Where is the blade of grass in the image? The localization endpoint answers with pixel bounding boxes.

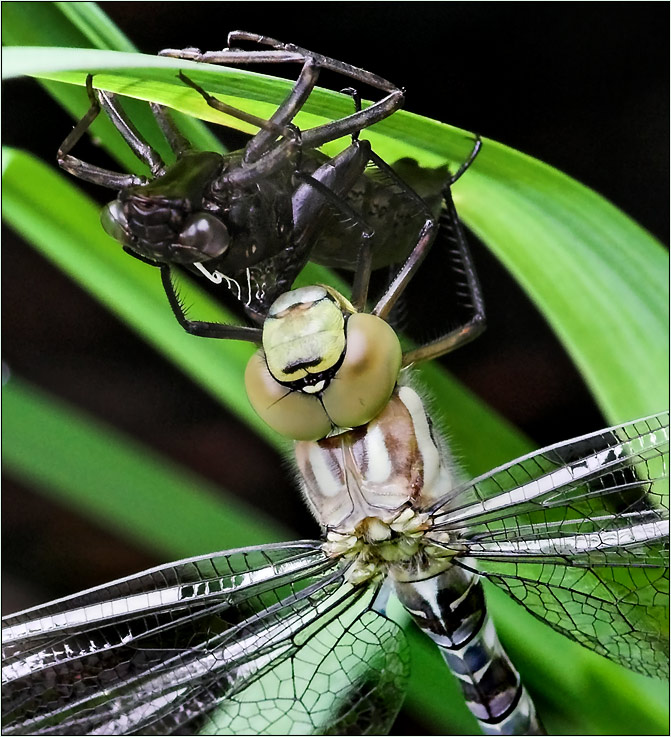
[2,375,285,557]
[4,44,667,422]
[54,1,136,51]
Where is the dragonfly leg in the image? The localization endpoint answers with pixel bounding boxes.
[369,150,438,321]
[400,137,486,366]
[124,251,264,338]
[450,135,482,185]
[57,74,147,189]
[243,57,321,163]
[149,102,192,157]
[122,247,161,267]
[161,32,404,151]
[95,87,166,176]
[176,71,285,136]
[160,267,262,342]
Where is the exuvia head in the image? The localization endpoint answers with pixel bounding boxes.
[245,285,402,441]
[100,151,230,265]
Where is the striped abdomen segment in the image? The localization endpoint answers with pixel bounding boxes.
[394,565,545,735]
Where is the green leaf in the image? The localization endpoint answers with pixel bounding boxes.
[1,1,109,47]
[4,44,667,423]
[54,1,136,52]
[457,146,668,421]
[1,146,275,446]
[2,376,285,557]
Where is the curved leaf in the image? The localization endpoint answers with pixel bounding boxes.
[3,45,667,423]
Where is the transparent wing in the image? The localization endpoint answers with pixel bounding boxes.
[429,412,669,677]
[2,541,408,735]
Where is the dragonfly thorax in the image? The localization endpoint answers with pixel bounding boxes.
[295,385,461,583]
[323,509,455,585]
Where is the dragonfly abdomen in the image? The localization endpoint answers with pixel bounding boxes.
[394,566,545,735]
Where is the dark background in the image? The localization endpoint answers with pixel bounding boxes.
[2,4,669,734]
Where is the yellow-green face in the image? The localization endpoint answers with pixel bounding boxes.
[262,285,346,390]
[245,285,402,441]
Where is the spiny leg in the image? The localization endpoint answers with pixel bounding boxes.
[57,74,147,189]
[369,154,438,322]
[124,250,262,340]
[161,32,404,151]
[400,137,486,367]
[160,267,262,342]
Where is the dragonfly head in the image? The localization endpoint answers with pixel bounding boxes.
[100,151,230,265]
[245,285,402,440]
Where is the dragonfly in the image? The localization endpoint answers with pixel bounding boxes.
[2,278,668,735]
[58,30,464,336]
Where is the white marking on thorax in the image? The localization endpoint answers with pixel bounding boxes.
[365,423,393,483]
[307,443,342,498]
[245,269,252,306]
[221,274,242,301]
[399,386,440,492]
[193,262,224,284]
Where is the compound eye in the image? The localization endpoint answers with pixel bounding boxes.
[178,213,229,259]
[101,200,130,244]
[323,313,402,429]
[245,350,332,441]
